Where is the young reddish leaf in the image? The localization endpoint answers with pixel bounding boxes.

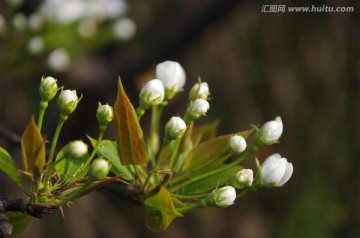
[114,79,147,166]
[191,120,220,145]
[0,147,21,184]
[145,186,183,231]
[184,128,254,171]
[21,116,45,177]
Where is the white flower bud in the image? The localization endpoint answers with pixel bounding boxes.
[96,103,114,126]
[68,140,88,158]
[39,76,58,102]
[139,79,165,109]
[229,135,247,154]
[165,116,186,141]
[186,99,210,121]
[156,61,186,99]
[260,116,283,144]
[189,82,210,100]
[207,186,236,207]
[261,153,293,187]
[233,169,253,189]
[58,89,79,116]
[89,158,110,180]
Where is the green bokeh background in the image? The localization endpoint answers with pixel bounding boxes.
[0,0,359,237]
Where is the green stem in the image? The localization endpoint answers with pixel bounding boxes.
[148,105,164,166]
[171,193,209,200]
[136,107,146,120]
[142,140,169,192]
[177,199,207,213]
[37,101,48,132]
[48,114,68,164]
[169,144,259,192]
[236,188,251,200]
[84,124,107,168]
[171,150,229,186]
[168,139,181,170]
[59,178,93,205]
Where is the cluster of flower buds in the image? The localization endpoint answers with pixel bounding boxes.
[26,62,294,235]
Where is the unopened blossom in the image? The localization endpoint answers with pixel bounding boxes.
[165,116,186,141]
[68,140,88,158]
[186,99,210,121]
[156,61,186,99]
[39,76,58,102]
[207,186,236,207]
[139,79,165,109]
[261,153,293,187]
[58,89,79,116]
[96,103,114,126]
[189,82,210,100]
[228,135,247,154]
[233,169,253,189]
[89,158,110,180]
[260,116,283,144]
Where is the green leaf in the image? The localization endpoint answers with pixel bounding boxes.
[145,186,183,231]
[55,144,89,183]
[184,128,254,172]
[182,165,240,194]
[6,212,31,235]
[21,116,45,178]
[114,79,147,166]
[0,147,21,184]
[88,137,134,180]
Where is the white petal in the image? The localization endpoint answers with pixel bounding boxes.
[276,161,293,186]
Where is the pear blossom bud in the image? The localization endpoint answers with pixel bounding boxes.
[139,79,165,109]
[189,82,210,100]
[261,153,293,187]
[68,140,88,158]
[58,89,79,116]
[228,135,247,154]
[233,169,253,189]
[259,116,283,144]
[156,61,186,99]
[165,116,186,141]
[89,158,110,180]
[186,99,210,121]
[96,103,114,126]
[206,186,236,207]
[39,76,58,102]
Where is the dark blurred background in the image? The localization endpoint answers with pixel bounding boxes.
[0,0,359,237]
